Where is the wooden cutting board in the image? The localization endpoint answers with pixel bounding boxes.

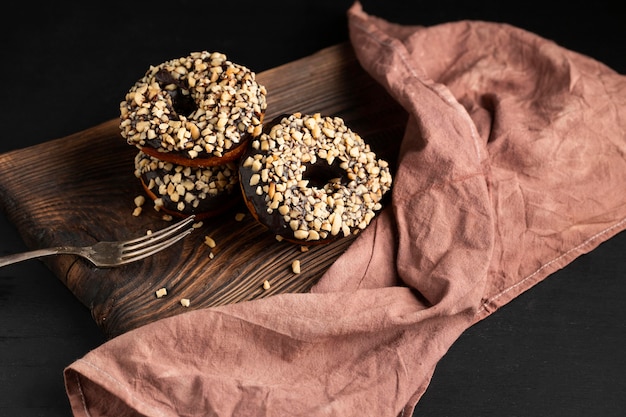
[0,43,407,338]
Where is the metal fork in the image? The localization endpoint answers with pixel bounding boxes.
[0,215,196,268]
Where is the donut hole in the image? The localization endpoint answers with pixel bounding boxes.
[155,68,197,117]
[302,159,347,190]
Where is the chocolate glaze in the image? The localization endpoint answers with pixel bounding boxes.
[154,68,197,117]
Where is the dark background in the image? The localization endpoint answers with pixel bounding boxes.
[1,1,624,416]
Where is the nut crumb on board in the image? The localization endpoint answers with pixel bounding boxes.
[235,212,246,221]
[263,280,271,290]
[155,288,167,298]
[134,195,146,207]
[132,195,146,217]
[291,260,301,274]
[204,236,216,248]
[180,298,190,307]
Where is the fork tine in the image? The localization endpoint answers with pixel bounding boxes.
[122,215,196,248]
[119,215,195,262]
[119,227,194,264]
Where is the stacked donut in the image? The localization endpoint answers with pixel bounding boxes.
[120,51,267,219]
[120,52,393,245]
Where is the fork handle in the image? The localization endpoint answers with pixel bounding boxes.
[0,247,79,268]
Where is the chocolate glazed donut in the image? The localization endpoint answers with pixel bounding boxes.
[134,151,240,220]
[120,51,267,167]
[239,113,393,245]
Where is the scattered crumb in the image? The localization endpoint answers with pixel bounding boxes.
[204,236,216,248]
[146,230,153,236]
[180,298,190,307]
[134,195,146,207]
[235,212,246,222]
[263,280,271,290]
[132,195,145,217]
[275,235,283,242]
[291,260,301,274]
[209,252,215,259]
[192,221,204,229]
[162,214,173,221]
[300,246,309,252]
[155,288,168,298]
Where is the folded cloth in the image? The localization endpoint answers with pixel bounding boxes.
[64,2,626,416]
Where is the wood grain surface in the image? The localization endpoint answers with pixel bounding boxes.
[0,43,407,338]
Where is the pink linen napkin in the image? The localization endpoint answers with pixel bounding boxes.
[64,2,626,416]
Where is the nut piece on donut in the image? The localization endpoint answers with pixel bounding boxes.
[134,151,239,220]
[239,113,393,245]
[120,51,267,167]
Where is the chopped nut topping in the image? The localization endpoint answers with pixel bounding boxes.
[241,113,392,242]
[120,51,267,159]
[134,195,146,207]
[134,151,238,214]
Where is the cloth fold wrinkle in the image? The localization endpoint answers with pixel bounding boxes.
[64,2,626,416]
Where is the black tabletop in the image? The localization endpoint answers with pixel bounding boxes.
[1,1,624,416]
